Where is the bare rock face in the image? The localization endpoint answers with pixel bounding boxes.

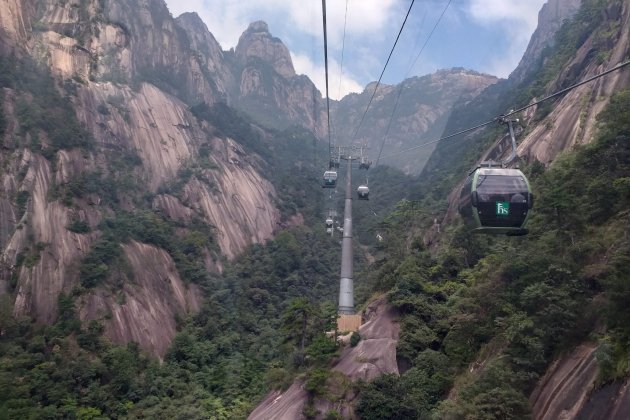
[180,142,279,260]
[333,296,400,382]
[9,154,95,324]
[33,0,220,105]
[229,21,326,138]
[0,0,32,51]
[528,342,630,420]
[236,21,295,79]
[172,16,327,138]
[530,343,599,419]
[517,0,630,165]
[175,12,234,97]
[510,0,583,83]
[248,296,399,420]
[80,241,201,358]
[0,0,284,357]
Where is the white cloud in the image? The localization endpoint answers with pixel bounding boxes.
[291,52,363,100]
[467,0,544,28]
[466,0,547,77]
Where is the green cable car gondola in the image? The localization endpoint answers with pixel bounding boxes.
[458,164,533,235]
[458,117,533,236]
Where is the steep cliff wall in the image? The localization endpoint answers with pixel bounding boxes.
[33,0,219,105]
[0,0,32,50]
[510,0,582,83]
[518,1,630,164]
[175,12,234,97]
[80,240,202,358]
[0,0,282,357]
[230,21,327,137]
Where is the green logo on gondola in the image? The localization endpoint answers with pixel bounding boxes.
[496,202,510,216]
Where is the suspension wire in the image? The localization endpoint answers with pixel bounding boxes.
[378,59,630,161]
[328,0,350,148]
[350,0,416,143]
[322,0,332,155]
[337,0,349,104]
[503,59,630,118]
[374,0,452,167]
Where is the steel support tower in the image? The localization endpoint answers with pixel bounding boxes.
[331,145,369,315]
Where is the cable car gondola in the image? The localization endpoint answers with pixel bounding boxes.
[322,170,337,188]
[325,216,334,229]
[458,164,533,236]
[357,185,369,200]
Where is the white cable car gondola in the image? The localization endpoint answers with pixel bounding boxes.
[357,185,369,200]
[322,170,337,188]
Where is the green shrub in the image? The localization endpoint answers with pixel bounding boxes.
[350,331,361,347]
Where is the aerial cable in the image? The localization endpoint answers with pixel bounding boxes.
[350,0,416,143]
[374,0,452,167]
[336,0,349,104]
[406,0,452,80]
[378,59,630,161]
[503,59,630,118]
[322,0,332,154]
[329,0,350,147]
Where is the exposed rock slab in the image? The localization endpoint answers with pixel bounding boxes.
[12,155,94,324]
[0,0,31,49]
[333,297,400,381]
[577,379,630,420]
[510,0,582,83]
[248,296,399,419]
[518,1,630,165]
[80,240,201,358]
[530,343,598,420]
[248,382,310,420]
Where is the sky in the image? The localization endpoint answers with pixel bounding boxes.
[163,0,547,100]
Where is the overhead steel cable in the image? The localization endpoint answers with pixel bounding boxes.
[378,59,630,161]
[374,0,452,167]
[350,0,416,143]
[329,0,349,148]
[336,0,349,104]
[322,0,332,153]
[503,59,630,118]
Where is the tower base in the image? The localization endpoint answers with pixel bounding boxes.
[337,314,362,333]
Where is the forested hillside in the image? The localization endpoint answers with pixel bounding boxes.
[355,86,630,418]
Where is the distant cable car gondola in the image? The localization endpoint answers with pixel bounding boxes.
[357,185,369,200]
[325,216,334,228]
[458,164,533,236]
[322,170,337,188]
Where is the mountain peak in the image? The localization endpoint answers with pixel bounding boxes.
[235,21,295,78]
[246,20,270,33]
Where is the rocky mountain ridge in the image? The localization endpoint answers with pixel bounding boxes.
[334,68,499,174]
